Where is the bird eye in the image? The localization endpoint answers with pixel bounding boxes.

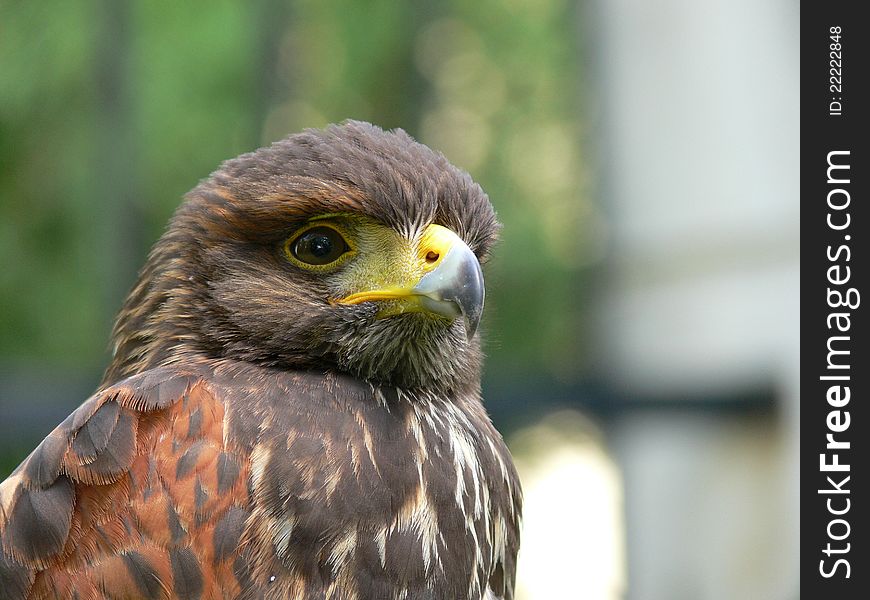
[286,225,351,268]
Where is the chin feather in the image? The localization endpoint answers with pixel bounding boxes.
[332,313,480,391]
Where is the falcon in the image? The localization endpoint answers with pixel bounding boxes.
[0,121,521,600]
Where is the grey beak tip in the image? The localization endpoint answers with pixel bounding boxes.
[413,240,485,340]
[464,314,480,340]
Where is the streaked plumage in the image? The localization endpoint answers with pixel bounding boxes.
[0,121,521,600]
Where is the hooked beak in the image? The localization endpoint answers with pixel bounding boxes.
[336,225,485,339]
[411,237,484,339]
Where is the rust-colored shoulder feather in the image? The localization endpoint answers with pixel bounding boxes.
[2,363,522,600]
[0,368,249,600]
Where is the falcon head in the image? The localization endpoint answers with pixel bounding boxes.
[108,121,500,391]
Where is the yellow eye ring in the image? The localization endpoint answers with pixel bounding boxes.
[283,221,356,271]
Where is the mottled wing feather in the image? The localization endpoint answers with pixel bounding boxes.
[1,365,522,600]
[0,367,249,600]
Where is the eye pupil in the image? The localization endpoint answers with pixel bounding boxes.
[288,226,350,267]
[308,235,332,257]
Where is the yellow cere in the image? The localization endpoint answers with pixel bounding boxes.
[286,216,462,320]
[283,214,465,321]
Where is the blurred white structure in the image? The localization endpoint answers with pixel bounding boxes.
[586,0,799,598]
[512,411,626,600]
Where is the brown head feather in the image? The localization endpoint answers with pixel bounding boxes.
[105,121,499,391]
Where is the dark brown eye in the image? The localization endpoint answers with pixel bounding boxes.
[288,226,350,267]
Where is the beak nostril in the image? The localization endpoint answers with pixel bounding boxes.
[425,251,440,263]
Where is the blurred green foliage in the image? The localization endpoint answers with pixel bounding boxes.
[0,0,598,384]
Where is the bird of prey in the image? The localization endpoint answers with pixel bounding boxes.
[0,121,521,600]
